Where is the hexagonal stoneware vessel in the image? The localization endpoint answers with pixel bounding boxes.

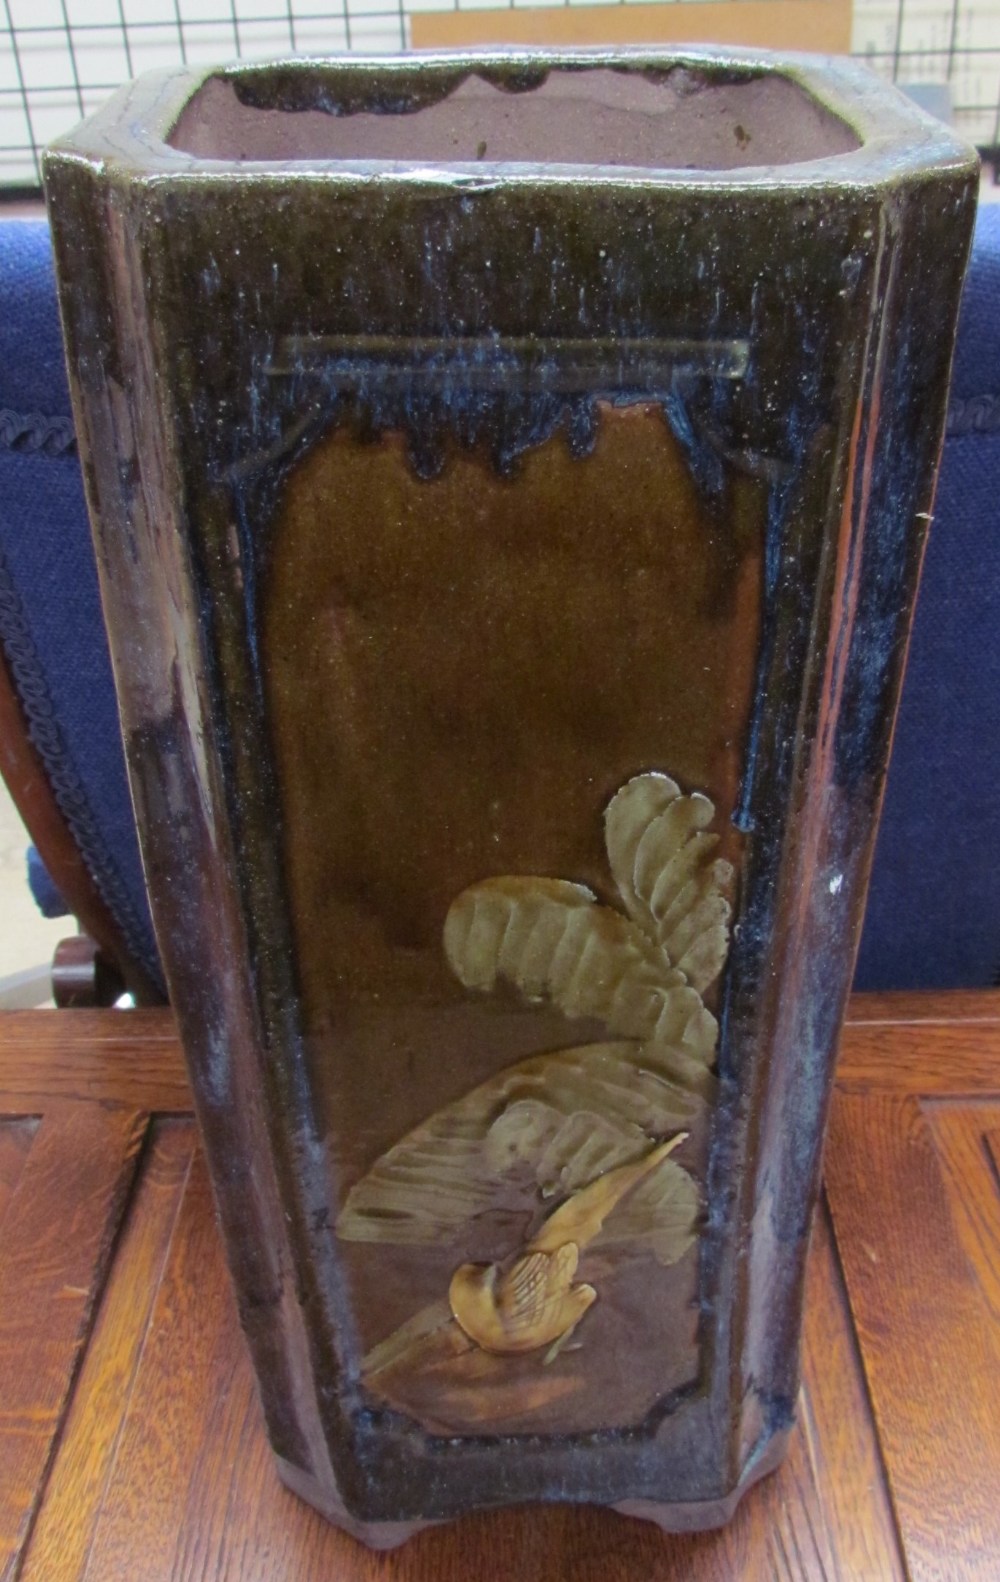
[45,48,976,1547]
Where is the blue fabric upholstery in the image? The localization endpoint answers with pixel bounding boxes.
[855,205,1000,990]
[0,211,997,992]
[27,842,69,919]
[0,218,162,989]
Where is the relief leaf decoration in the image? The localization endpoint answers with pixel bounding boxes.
[443,874,709,1053]
[340,773,736,1405]
[591,1156,700,1266]
[528,1132,689,1255]
[337,1039,708,1249]
[443,774,734,1062]
[604,772,683,929]
[603,774,734,995]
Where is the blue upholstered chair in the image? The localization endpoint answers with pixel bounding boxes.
[854,204,1000,990]
[1,209,998,996]
[0,217,163,1002]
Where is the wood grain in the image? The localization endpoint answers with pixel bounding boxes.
[2,990,997,1120]
[984,1129,1000,1184]
[925,1104,1000,1331]
[69,1154,893,1582]
[0,1103,146,1580]
[796,1199,904,1581]
[836,1021,1000,1096]
[21,1120,196,1582]
[0,1119,37,1230]
[79,1146,259,1582]
[0,996,997,1579]
[825,1092,1000,1581]
[845,990,1000,1025]
[0,1013,188,1111]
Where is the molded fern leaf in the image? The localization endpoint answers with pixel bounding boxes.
[443,875,686,1038]
[604,773,734,994]
[337,1039,707,1249]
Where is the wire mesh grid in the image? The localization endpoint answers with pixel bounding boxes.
[2,0,999,188]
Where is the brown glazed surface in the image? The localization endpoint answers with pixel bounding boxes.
[265,405,759,1013]
[264,404,763,1433]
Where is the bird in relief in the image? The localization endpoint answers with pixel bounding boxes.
[448,1132,689,1357]
[337,771,733,1411]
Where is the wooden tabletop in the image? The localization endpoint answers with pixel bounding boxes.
[0,993,997,1581]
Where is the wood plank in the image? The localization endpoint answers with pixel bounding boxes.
[0,995,992,1050]
[924,1104,1000,1330]
[0,990,994,1113]
[836,1021,1000,1096]
[77,1148,899,1581]
[411,0,850,53]
[0,997,993,1580]
[845,990,1000,1026]
[0,1119,37,1231]
[796,1199,904,1581]
[0,1013,189,1111]
[21,1120,196,1582]
[0,1103,146,1580]
[825,1092,1000,1581]
[79,1146,258,1582]
[986,1130,1000,1183]
[0,1011,177,1050]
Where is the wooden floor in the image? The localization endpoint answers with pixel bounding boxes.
[0,993,998,1581]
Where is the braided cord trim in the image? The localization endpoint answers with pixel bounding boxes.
[0,408,76,456]
[947,394,1000,436]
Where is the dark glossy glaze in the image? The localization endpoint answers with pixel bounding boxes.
[44,47,977,1544]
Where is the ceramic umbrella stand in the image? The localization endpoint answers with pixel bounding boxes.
[44,49,976,1546]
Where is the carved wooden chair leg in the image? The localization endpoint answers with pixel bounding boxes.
[52,934,127,1008]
